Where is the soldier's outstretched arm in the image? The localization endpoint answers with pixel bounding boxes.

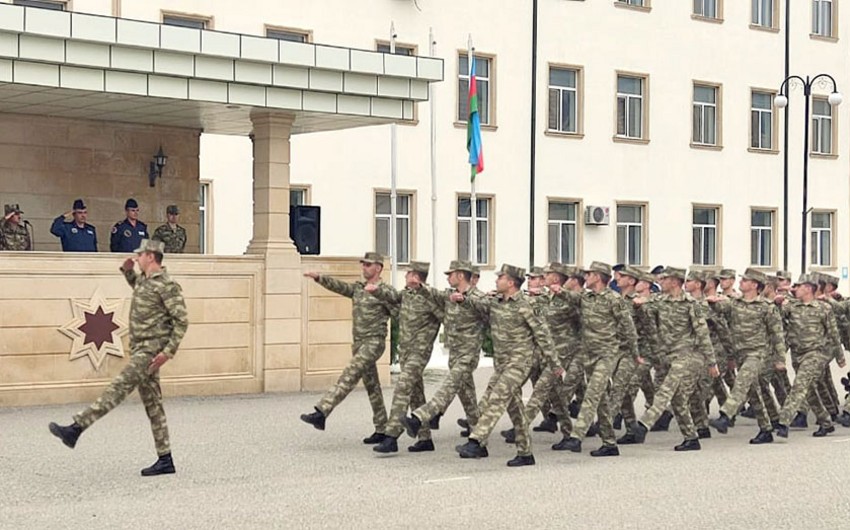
[312,274,356,298]
[367,283,402,306]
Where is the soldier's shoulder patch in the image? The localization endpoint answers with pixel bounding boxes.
[111,225,118,234]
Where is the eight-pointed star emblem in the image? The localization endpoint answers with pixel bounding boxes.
[58,289,128,370]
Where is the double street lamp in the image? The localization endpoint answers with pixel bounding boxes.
[774,75,842,274]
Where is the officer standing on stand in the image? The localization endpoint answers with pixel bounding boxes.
[1,204,32,251]
[111,198,148,253]
[152,205,187,253]
[50,199,98,252]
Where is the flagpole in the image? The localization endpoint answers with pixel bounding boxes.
[468,35,477,269]
[390,22,398,288]
[429,27,438,286]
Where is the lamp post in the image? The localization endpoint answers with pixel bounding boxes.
[774,75,842,274]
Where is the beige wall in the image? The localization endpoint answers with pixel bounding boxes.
[0,113,202,253]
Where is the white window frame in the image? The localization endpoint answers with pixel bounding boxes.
[812,97,834,155]
[548,66,580,135]
[199,180,213,254]
[692,83,719,146]
[750,90,775,150]
[376,41,417,56]
[457,195,493,266]
[457,52,493,126]
[375,191,413,265]
[693,0,721,19]
[616,74,647,140]
[289,185,310,207]
[752,0,775,28]
[692,206,720,266]
[13,0,66,9]
[547,200,579,266]
[162,12,212,29]
[616,203,646,266]
[812,0,834,37]
[266,26,312,43]
[750,208,775,267]
[810,210,834,267]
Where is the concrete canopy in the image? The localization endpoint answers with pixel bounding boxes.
[0,4,443,135]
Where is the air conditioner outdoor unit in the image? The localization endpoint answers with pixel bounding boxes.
[585,205,610,225]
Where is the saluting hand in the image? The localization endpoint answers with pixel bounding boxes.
[121,258,135,272]
[148,353,169,374]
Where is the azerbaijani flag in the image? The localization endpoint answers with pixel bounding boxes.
[467,56,484,181]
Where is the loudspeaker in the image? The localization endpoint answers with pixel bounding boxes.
[290,205,320,255]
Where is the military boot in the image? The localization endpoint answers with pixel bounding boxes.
[812,425,835,437]
[674,439,701,452]
[506,454,535,467]
[837,411,850,428]
[739,405,756,419]
[533,413,558,433]
[48,422,83,449]
[568,400,580,419]
[299,408,326,431]
[696,427,711,439]
[586,422,600,437]
[709,413,731,434]
[428,413,442,430]
[773,423,789,438]
[373,436,398,454]
[630,421,648,444]
[650,410,673,432]
[141,453,176,476]
[457,439,488,459]
[400,415,422,438]
[551,436,581,453]
[408,439,435,452]
[749,430,774,444]
[362,432,387,445]
[501,428,516,444]
[612,413,623,430]
[590,445,619,457]
[790,412,808,429]
[616,432,638,445]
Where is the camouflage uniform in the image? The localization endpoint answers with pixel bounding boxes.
[689,292,733,431]
[778,287,843,429]
[152,224,187,253]
[559,265,638,448]
[412,270,486,427]
[0,220,31,251]
[370,269,444,441]
[74,246,189,456]
[710,290,786,432]
[313,274,395,433]
[465,269,555,457]
[638,281,715,442]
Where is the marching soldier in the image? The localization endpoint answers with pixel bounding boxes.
[50,199,98,252]
[0,203,32,251]
[111,198,149,253]
[300,253,395,444]
[152,205,187,253]
[48,239,189,476]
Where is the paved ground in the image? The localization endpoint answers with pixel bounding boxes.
[2,366,850,529]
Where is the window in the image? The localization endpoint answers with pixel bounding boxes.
[616,204,645,266]
[812,0,834,37]
[750,209,774,266]
[162,14,209,29]
[375,192,411,264]
[267,27,311,43]
[694,0,720,18]
[812,97,834,154]
[376,42,416,56]
[548,201,578,265]
[693,84,718,146]
[458,54,492,125]
[616,74,646,140]
[13,0,66,9]
[457,196,492,265]
[617,0,647,6]
[811,211,833,266]
[289,187,308,207]
[692,207,718,266]
[199,181,212,254]
[548,67,580,134]
[750,91,774,150]
[752,0,775,27]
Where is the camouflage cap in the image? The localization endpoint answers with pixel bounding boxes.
[526,266,546,278]
[444,260,474,275]
[133,238,165,254]
[359,252,384,265]
[775,270,793,281]
[406,261,430,276]
[544,262,570,276]
[166,204,180,215]
[471,264,481,276]
[822,273,840,287]
[794,274,819,287]
[717,268,736,280]
[619,265,642,280]
[638,271,656,284]
[659,267,686,281]
[740,267,768,284]
[497,263,526,283]
[4,203,22,215]
[686,270,705,282]
[583,261,612,277]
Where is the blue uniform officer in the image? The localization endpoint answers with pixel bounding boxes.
[50,199,98,252]
[110,198,148,253]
